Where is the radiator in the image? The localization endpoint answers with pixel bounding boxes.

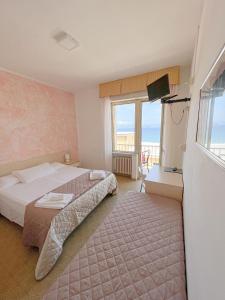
[112,153,138,179]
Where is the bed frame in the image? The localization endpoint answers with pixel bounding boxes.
[0,152,65,176]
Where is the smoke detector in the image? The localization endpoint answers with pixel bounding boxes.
[53,31,79,51]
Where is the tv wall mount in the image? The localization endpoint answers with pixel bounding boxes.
[161,94,191,104]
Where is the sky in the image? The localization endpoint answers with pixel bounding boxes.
[115,94,225,129]
[115,101,161,130]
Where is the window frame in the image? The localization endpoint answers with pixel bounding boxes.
[196,43,225,170]
[111,100,136,153]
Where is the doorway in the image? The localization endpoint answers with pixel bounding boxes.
[112,99,163,169]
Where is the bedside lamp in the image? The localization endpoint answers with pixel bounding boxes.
[64,152,71,164]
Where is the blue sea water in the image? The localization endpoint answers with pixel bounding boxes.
[117,125,225,144]
[117,127,161,143]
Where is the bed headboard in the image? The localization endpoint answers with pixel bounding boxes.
[0,152,65,176]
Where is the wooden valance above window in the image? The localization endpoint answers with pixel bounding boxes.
[99,66,180,98]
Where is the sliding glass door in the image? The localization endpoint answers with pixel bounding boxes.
[141,101,162,168]
[112,99,163,169]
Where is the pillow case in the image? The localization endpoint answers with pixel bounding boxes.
[0,175,20,190]
[51,162,65,170]
[12,163,56,183]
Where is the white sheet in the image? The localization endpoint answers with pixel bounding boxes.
[0,166,89,226]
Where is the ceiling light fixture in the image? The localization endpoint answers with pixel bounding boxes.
[53,31,79,51]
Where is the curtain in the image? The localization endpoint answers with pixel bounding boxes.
[162,85,178,160]
[212,69,225,97]
[103,97,112,171]
[161,84,184,167]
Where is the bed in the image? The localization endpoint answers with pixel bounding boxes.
[43,191,187,300]
[0,164,117,280]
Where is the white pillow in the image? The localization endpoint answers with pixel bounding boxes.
[12,163,56,183]
[51,162,65,170]
[0,175,20,190]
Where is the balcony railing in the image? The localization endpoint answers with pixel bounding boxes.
[141,144,160,167]
[114,143,160,167]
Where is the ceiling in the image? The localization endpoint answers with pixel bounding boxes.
[0,0,203,92]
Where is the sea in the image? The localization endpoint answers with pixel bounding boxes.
[117,127,161,143]
[117,125,225,144]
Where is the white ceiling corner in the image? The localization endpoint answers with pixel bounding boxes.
[0,0,203,92]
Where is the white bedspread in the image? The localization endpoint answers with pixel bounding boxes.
[0,166,88,226]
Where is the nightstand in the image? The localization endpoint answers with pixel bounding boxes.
[64,161,81,167]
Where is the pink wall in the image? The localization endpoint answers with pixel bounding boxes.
[0,71,78,165]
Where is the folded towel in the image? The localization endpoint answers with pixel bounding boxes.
[35,192,74,209]
[90,170,106,180]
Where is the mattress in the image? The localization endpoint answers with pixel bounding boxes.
[43,191,186,300]
[0,166,88,226]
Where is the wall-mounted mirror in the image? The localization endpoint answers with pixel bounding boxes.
[197,45,225,165]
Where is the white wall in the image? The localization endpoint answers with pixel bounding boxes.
[76,87,106,169]
[162,66,190,168]
[183,1,225,299]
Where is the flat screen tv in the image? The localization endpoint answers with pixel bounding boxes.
[147,74,170,102]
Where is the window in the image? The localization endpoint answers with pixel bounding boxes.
[197,45,225,164]
[113,102,135,152]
